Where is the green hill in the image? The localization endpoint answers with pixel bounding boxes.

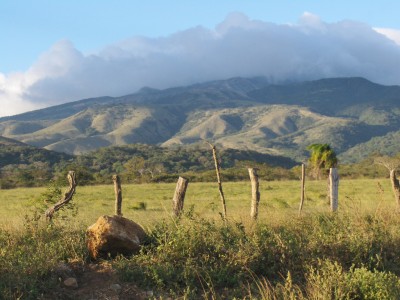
[0,136,72,168]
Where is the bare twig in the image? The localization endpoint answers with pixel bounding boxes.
[375,157,399,170]
[298,163,306,216]
[374,156,400,210]
[205,141,227,220]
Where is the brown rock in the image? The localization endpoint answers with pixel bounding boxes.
[63,277,78,289]
[86,215,147,259]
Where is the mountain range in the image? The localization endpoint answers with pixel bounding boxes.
[1,76,400,163]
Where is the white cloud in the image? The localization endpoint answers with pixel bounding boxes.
[1,12,400,117]
[298,11,326,32]
[374,27,400,46]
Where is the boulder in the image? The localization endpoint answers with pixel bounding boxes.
[86,215,147,259]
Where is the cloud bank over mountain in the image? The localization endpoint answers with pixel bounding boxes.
[1,12,400,117]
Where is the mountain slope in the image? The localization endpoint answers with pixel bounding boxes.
[1,77,399,161]
[163,105,382,160]
[0,136,72,168]
[9,104,185,154]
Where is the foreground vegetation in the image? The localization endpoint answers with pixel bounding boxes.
[114,211,400,299]
[1,179,400,298]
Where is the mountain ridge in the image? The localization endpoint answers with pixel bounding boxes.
[1,76,399,162]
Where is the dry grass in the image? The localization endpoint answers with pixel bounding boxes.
[1,177,400,299]
[0,178,395,230]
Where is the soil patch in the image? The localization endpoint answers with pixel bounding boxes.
[43,261,149,300]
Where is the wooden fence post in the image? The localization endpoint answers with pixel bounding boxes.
[173,176,189,217]
[389,169,400,210]
[248,168,260,220]
[298,163,306,216]
[206,142,227,221]
[45,171,77,220]
[329,168,339,212]
[113,175,122,216]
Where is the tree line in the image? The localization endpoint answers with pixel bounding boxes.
[0,142,393,189]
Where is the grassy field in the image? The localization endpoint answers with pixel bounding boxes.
[1,178,400,299]
[0,178,395,229]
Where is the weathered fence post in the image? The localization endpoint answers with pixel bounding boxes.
[113,175,122,216]
[45,170,77,220]
[329,168,339,212]
[373,157,400,211]
[298,163,306,216]
[248,168,260,220]
[172,176,189,217]
[206,142,227,221]
[389,169,400,210]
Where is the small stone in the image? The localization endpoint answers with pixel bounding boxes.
[146,290,154,297]
[63,277,78,289]
[110,283,122,293]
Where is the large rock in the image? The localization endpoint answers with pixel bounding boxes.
[86,215,147,259]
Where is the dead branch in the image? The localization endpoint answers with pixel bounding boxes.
[298,163,306,216]
[205,141,227,220]
[374,156,400,171]
[45,171,77,220]
[374,156,400,210]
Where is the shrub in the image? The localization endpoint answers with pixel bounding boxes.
[307,259,400,299]
[114,211,400,299]
[0,219,87,299]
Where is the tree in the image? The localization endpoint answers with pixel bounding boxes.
[307,144,338,179]
[123,156,146,182]
[374,155,400,210]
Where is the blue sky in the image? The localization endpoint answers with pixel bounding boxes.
[1,0,400,117]
[2,0,400,73]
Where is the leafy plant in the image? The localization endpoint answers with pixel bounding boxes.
[30,180,78,221]
[307,143,338,179]
[307,259,400,299]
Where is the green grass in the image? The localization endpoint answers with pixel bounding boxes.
[0,178,395,229]
[1,178,399,299]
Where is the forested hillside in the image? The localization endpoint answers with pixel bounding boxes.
[0,140,300,188]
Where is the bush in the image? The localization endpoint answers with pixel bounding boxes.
[113,211,400,299]
[0,219,87,299]
[307,259,400,299]
[114,215,254,298]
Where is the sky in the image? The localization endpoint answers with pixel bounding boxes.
[1,0,400,117]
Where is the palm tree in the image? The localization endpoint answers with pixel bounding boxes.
[307,143,338,179]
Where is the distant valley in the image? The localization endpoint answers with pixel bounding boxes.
[1,76,400,163]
